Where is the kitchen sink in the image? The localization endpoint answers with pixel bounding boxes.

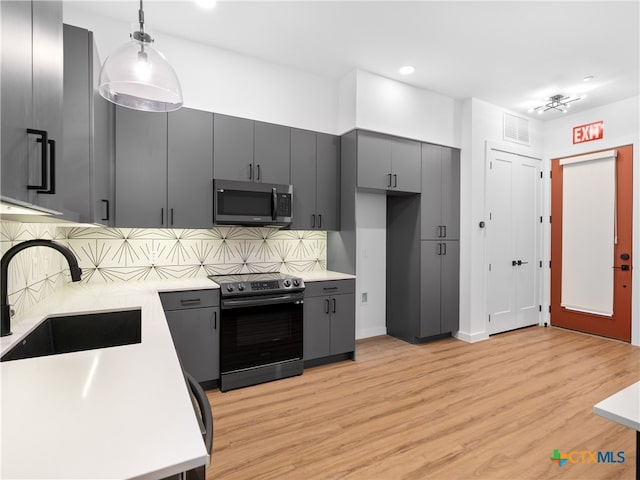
[0,309,141,362]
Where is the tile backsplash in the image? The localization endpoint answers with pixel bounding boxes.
[1,220,327,315]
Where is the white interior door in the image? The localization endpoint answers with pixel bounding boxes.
[486,148,542,335]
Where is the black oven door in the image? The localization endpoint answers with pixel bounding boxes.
[220,292,304,374]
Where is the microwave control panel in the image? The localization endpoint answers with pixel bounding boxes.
[277,194,292,216]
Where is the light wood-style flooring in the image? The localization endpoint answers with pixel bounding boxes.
[205,326,640,479]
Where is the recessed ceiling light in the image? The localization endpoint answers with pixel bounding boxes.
[583,75,594,82]
[194,0,216,9]
[398,65,415,75]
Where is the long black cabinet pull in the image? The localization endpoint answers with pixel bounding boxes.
[170,208,174,226]
[249,163,253,180]
[332,298,336,313]
[442,225,447,238]
[323,286,338,291]
[211,311,217,331]
[38,139,56,194]
[311,214,316,228]
[160,208,164,226]
[387,173,392,188]
[393,174,397,188]
[325,298,330,314]
[101,199,110,221]
[256,164,261,181]
[26,128,48,190]
[437,243,442,255]
[442,243,447,255]
[318,214,322,229]
[180,298,201,306]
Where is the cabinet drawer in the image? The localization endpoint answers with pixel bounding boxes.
[304,280,355,298]
[159,289,220,311]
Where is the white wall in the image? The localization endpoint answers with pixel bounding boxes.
[457,98,544,342]
[542,96,640,346]
[63,4,340,134]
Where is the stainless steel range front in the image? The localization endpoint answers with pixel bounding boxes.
[209,272,305,392]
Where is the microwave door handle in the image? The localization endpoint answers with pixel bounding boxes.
[272,188,277,221]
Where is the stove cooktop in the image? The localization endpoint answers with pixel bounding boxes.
[208,272,305,296]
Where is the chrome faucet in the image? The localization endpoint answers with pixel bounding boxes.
[1,239,82,337]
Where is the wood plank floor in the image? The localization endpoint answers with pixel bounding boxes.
[204,326,640,479]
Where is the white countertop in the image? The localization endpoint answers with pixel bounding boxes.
[593,381,640,431]
[0,271,352,479]
[1,278,216,480]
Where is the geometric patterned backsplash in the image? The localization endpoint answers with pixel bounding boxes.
[0,220,326,316]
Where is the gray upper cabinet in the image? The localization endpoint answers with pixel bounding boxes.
[115,107,214,228]
[115,107,168,227]
[421,144,460,240]
[291,129,340,230]
[213,114,254,182]
[213,114,290,185]
[168,108,213,228]
[63,24,114,225]
[356,130,420,193]
[1,0,63,208]
[254,121,290,184]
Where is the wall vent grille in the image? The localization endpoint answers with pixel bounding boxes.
[503,113,530,145]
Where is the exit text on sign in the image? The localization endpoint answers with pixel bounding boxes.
[573,121,604,144]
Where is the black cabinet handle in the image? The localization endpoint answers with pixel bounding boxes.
[387,173,392,188]
[256,164,261,181]
[160,208,164,226]
[442,225,447,238]
[318,214,322,229]
[437,243,442,255]
[27,128,48,191]
[180,298,201,306]
[311,214,316,228]
[211,311,217,331]
[332,298,336,313]
[249,163,253,180]
[101,199,110,221]
[38,139,56,194]
[325,298,330,314]
[393,174,397,188]
[170,208,174,226]
[323,286,338,291]
[442,243,447,255]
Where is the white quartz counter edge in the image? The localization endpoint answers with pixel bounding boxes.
[1,278,216,480]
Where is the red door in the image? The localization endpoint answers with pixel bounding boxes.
[550,145,633,341]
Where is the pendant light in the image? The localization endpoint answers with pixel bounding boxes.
[98,0,183,112]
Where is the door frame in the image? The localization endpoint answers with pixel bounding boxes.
[483,141,544,334]
[543,135,639,346]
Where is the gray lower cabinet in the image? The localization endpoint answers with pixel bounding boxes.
[115,106,213,228]
[1,0,63,209]
[303,280,355,362]
[421,144,460,240]
[420,240,460,337]
[63,24,114,225]
[290,129,340,230]
[356,130,421,193]
[159,290,220,386]
[213,114,290,185]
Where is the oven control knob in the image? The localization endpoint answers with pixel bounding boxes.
[226,285,234,292]
[283,279,292,288]
[293,279,300,287]
[237,283,245,291]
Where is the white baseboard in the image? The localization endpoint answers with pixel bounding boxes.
[454,330,490,343]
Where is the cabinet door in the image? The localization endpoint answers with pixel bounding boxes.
[316,133,340,230]
[168,108,213,228]
[440,241,460,333]
[421,143,443,240]
[165,307,219,383]
[254,121,290,184]
[357,131,392,190]
[419,240,442,337]
[290,128,317,230]
[330,293,355,355]
[303,296,331,360]
[115,107,168,227]
[1,0,33,203]
[391,137,421,193]
[31,0,63,210]
[213,114,254,182]
[441,148,460,240]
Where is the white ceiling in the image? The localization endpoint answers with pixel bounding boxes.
[68,1,639,120]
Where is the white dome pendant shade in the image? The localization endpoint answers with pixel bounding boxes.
[98,1,183,112]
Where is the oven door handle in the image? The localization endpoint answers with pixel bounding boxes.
[222,293,304,309]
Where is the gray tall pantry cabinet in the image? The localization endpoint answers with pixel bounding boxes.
[114,107,213,228]
[1,0,63,209]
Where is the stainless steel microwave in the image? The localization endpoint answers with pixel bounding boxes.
[213,179,293,227]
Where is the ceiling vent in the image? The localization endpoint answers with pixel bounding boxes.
[503,113,530,145]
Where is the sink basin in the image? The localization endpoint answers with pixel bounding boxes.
[0,309,141,362]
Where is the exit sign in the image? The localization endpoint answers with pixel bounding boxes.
[573,121,604,144]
